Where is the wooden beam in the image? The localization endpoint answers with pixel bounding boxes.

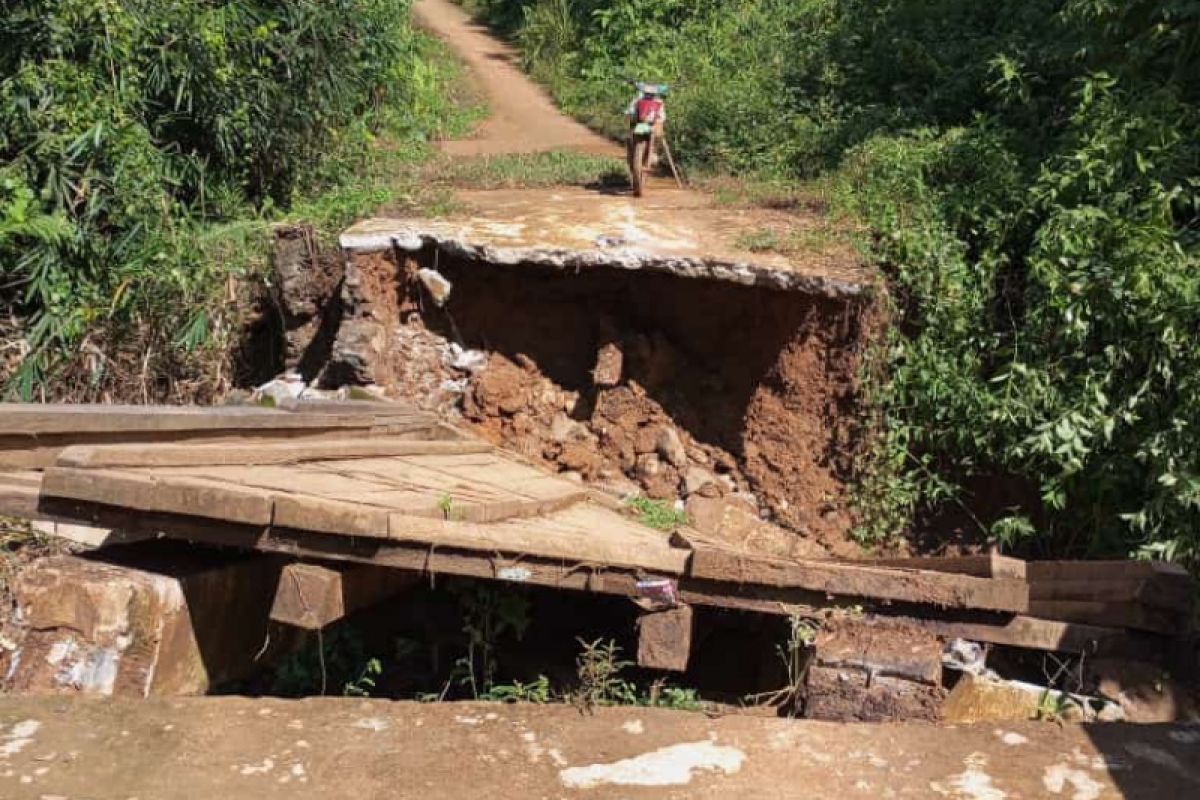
[687,545,1028,613]
[636,605,693,672]
[0,403,388,435]
[270,562,419,629]
[55,439,492,469]
[1027,600,1186,636]
[42,467,275,526]
[865,554,1026,581]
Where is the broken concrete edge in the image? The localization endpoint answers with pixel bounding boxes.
[338,228,872,299]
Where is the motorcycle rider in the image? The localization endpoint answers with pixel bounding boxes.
[626,83,666,170]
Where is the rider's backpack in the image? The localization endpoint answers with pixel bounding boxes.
[635,97,663,124]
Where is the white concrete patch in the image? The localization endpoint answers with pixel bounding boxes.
[622,720,645,735]
[996,731,1028,746]
[454,715,483,726]
[931,753,1007,800]
[353,717,389,732]
[0,720,42,758]
[558,741,745,789]
[238,758,275,776]
[1043,764,1104,800]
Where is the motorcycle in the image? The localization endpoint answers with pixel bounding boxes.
[626,81,669,197]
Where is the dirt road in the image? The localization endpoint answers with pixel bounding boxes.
[413,0,618,157]
[1,697,1197,798]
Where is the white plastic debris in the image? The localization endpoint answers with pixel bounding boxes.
[446,343,488,374]
[253,373,307,405]
[417,268,453,306]
[943,638,996,679]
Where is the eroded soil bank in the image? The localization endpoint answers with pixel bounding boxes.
[313,246,877,556]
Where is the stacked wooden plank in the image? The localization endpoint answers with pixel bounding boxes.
[1027,560,1196,636]
[0,401,448,470]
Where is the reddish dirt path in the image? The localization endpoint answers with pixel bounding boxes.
[413,0,619,157]
[1,697,1197,798]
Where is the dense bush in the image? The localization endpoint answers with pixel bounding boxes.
[0,0,455,398]
[468,0,1200,565]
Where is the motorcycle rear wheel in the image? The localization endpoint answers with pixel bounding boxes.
[629,138,650,197]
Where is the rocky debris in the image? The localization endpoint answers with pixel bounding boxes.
[683,466,720,498]
[272,224,345,377]
[416,268,453,306]
[1086,658,1197,723]
[655,427,688,469]
[592,341,624,387]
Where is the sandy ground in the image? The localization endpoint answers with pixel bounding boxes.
[413,0,618,157]
[0,697,1198,798]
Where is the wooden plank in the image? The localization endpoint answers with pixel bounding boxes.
[891,614,1156,657]
[0,479,39,518]
[272,495,391,538]
[0,403,386,435]
[1027,599,1186,636]
[56,439,492,469]
[636,605,693,672]
[41,467,273,526]
[387,508,690,575]
[866,554,1026,581]
[0,425,439,470]
[270,562,419,629]
[1028,559,1190,582]
[34,496,662,603]
[1030,578,1195,612]
[687,545,1028,613]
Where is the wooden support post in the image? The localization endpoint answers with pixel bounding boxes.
[636,605,693,672]
[270,562,419,630]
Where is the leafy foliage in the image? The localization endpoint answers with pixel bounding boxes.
[471,0,1200,566]
[0,1,465,398]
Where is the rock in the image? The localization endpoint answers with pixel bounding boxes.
[683,466,718,497]
[806,666,944,723]
[1087,658,1196,723]
[655,427,688,468]
[4,544,293,697]
[592,342,624,388]
[636,453,662,479]
[559,443,599,475]
[642,473,679,501]
[596,475,640,499]
[549,413,582,443]
[633,426,659,455]
[559,471,584,484]
[416,268,452,306]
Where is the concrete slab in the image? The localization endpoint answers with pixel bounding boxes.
[341,187,870,297]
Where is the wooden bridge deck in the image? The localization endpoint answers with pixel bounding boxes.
[2,401,1193,657]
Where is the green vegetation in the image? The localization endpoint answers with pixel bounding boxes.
[624,495,689,531]
[0,0,476,400]
[435,150,624,189]
[465,0,1200,568]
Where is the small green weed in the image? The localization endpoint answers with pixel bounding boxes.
[624,496,688,531]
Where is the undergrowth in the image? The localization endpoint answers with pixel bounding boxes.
[0,0,478,402]
[464,0,1200,568]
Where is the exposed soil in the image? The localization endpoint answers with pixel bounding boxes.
[334,248,876,557]
[2,694,1198,799]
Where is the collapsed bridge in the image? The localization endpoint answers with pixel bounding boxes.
[0,191,1194,718]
